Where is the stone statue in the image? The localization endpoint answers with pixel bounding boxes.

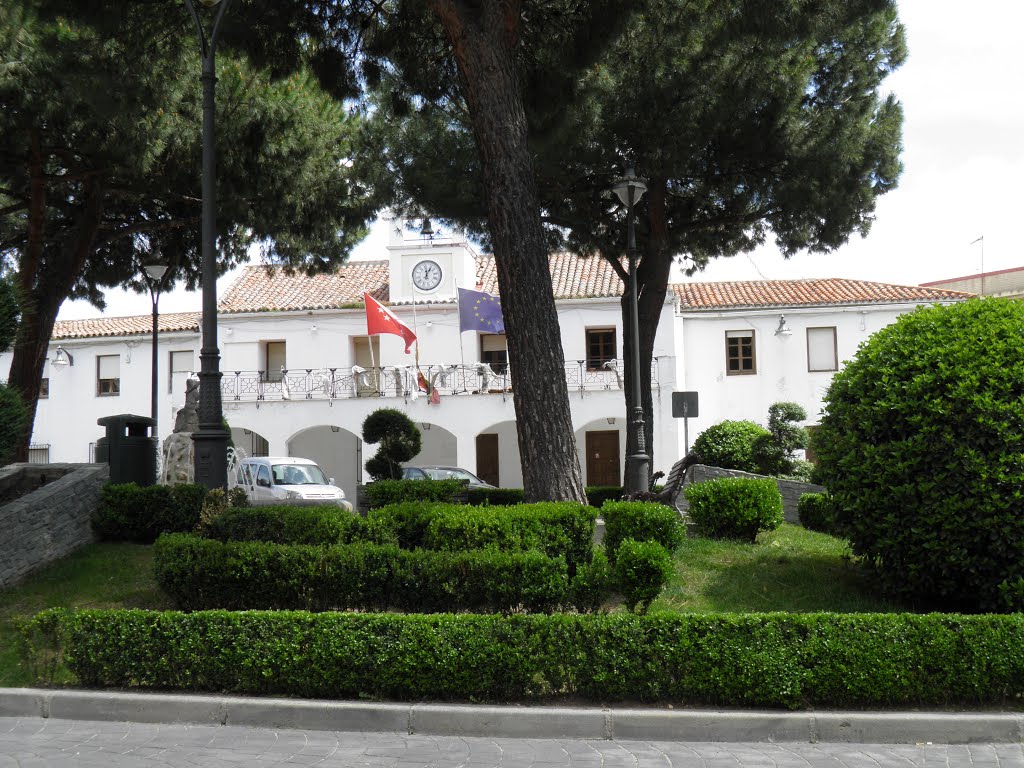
[161,375,200,485]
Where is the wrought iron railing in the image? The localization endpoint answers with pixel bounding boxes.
[218,359,661,404]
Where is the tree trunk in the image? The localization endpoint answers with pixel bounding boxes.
[430,0,586,502]
[8,165,104,462]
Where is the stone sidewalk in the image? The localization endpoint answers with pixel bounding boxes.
[3,716,1024,767]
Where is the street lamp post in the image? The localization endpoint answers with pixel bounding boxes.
[183,0,232,489]
[142,258,169,432]
[611,165,649,494]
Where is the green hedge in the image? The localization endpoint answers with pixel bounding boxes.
[797,492,841,536]
[381,485,624,507]
[601,501,685,563]
[152,533,594,613]
[420,502,596,572]
[21,609,1024,708]
[467,487,525,505]
[364,479,466,507]
[368,501,596,566]
[92,483,207,543]
[204,505,396,546]
[684,477,783,542]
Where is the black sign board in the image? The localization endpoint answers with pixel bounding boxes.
[672,391,699,419]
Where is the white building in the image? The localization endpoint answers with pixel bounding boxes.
[2,229,971,498]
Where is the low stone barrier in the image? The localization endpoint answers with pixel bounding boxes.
[674,464,825,524]
[0,463,109,588]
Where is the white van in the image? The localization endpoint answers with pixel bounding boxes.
[236,456,353,512]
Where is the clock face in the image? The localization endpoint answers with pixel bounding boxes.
[412,259,443,291]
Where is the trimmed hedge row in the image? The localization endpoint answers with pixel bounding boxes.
[419,502,596,572]
[684,477,783,542]
[205,505,396,546]
[92,483,207,543]
[153,533,604,613]
[368,502,596,569]
[366,481,625,508]
[601,501,685,563]
[21,609,1024,708]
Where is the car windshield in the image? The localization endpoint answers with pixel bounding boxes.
[272,464,329,485]
[424,467,482,483]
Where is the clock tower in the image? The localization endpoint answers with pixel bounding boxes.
[385,213,479,304]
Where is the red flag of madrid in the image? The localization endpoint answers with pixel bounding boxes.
[364,293,417,353]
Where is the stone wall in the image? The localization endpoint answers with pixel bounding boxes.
[0,463,109,588]
[674,464,826,524]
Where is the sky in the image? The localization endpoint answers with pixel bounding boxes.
[57,0,1024,321]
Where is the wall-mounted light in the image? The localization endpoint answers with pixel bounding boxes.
[606,417,616,425]
[775,315,793,337]
[330,425,340,433]
[421,422,432,431]
[51,346,74,368]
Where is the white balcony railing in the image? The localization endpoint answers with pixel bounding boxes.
[218,359,661,404]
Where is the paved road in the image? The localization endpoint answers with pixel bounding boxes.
[2,717,1022,767]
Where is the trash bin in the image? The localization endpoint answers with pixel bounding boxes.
[96,414,158,486]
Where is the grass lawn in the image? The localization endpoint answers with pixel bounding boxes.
[0,524,898,686]
[654,523,902,614]
[0,543,172,687]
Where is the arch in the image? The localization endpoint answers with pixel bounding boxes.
[230,426,270,458]
[474,420,521,489]
[413,423,457,468]
[286,425,362,502]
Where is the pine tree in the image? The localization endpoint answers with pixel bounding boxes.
[0,1,379,460]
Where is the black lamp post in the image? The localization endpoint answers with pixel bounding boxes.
[142,257,169,432]
[611,165,649,494]
[183,0,232,489]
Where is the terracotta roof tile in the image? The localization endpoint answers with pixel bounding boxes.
[52,312,201,340]
[53,256,974,340]
[671,278,972,309]
[218,261,390,313]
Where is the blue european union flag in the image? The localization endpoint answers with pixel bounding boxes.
[457,287,505,333]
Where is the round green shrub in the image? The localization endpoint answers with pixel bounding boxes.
[797,492,840,536]
[691,420,769,473]
[600,500,685,563]
[814,299,1024,611]
[613,538,674,613]
[683,477,783,542]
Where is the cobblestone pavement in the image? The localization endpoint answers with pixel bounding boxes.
[2,717,1022,767]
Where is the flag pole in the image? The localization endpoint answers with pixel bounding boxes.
[454,277,468,392]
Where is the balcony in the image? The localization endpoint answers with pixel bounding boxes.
[218,359,662,403]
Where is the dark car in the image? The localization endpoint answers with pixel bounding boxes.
[401,465,496,488]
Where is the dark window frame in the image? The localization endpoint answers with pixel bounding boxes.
[585,327,617,371]
[725,330,756,375]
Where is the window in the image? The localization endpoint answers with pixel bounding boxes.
[39,378,49,398]
[264,341,286,382]
[169,350,194,394]
[725,330,756,375]
[96,354,120,395]
[586,328,616,371]
[807,327,838,372]
[480,333,508,374]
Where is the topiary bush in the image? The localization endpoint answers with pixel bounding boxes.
[684,477,783,542]
[797,492,840,536]
[613,539,674,613]
[691,420,769,473]
[814,299,1024,611]
[362,409,421,481]
[751,401,809,477]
